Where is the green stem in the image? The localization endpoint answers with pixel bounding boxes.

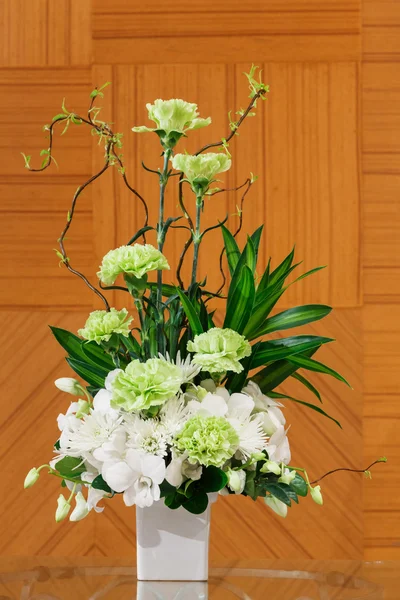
[157,148,172,354]
[135,298,150,358]
[191,195,204,287]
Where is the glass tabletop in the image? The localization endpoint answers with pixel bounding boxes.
[0,558,398,600]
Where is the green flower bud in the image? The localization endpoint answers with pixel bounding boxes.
[310,485,323,506]
[55,494,71,522]
[24,468,40,489]
[260,460,281,475]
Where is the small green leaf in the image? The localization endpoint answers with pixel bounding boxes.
[182,492,209,515]
[92,475,112,493]
[262,483,292,506]
[52,113,67,122]
[54,456,85,479]
[290,473,308,497]
[200,466,228,493]
[126,226,155,245]
[21,153,31,169]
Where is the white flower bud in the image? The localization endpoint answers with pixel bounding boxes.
[55,378,85,396]
[260,460,281,475]
[264,496,288,518]
[310,485,323,505]
[24,467,40,489]
[278,468,296,485]
[55,494,71,522]
[70,492,89,522]
[227,469,246,494]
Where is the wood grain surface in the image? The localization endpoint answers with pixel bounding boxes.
[0,0,397,560]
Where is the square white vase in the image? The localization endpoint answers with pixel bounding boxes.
[136,496,216,581]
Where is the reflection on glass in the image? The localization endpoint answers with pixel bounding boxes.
[0,562,386,600]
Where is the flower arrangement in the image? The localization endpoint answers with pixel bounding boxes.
[23,67,385,523]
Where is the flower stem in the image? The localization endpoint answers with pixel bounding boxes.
[135,298,150,358]
[191,195,203,287]
[157,148,172,354]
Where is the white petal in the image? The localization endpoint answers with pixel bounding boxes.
[140,454,166,484]
[165,456,184,487]
[227,393,254,419]
[105,368,123,391]
[102,460,134,493]
[199,393,228,417]
[123,483,138,507]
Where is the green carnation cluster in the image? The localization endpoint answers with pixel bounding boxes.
[132,99,211,149]
[171,153,231,195]
[97,244,169,286]
[175,415,239,467]
[187,327,251,374]
[78,308,133,343]
[111,358,183,412]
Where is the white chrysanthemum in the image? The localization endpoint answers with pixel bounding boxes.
[159,351,201,383]
[159,395,190,438]
[58,410,125,469]
[231,414,266,460]
[124,414,168,457]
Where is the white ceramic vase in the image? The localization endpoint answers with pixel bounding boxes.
[136,495,217,582]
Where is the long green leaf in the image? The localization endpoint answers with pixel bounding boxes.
[224,265,255,333]
[257,304,332,336]
[221,225,241,276]
[253,348,319,393]
[268,246,295,289]
[251,336,333,369]
[175,289,204,336]
[291,372,322,403]
[81,342,117,371]
[66,358,107,388]
[243,288,284,339]
[256,258,271,296]
[250,225,264,259]
[126,226,154,245]
[287,354,351,387]
[269,391,342,428]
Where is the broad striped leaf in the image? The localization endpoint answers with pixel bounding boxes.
[224,265,255,334]
[251,336,333,369]
[287,354,351,387]
[269,391,341,428]
[268,246,295,289]
[243,288,285,339]
[221,225,241,276]
[253,348,319,392]
[257,304,332,336]
[66,358,107,388]
[176,289,204,336]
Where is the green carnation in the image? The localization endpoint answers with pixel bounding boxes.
[171,153,231,194]
[111,358,183,412]
[174,415,239,467]
[97,244,169,286]
[187,327,251,374]
[132,99,211,149]
[78,308,133,343]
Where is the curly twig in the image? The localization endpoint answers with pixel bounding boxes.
[25,93,149,308]
[310,458,387,485]
[195,88,266,156]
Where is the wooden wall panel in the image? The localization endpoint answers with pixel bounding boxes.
[362,0,400,559]
[0,0,91,67]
